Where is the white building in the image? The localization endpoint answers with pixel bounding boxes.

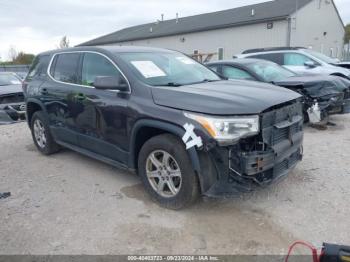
[80,0,345,60]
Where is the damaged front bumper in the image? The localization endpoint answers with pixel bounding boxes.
[0,103,26,124]
[201,102,304,197]
[327,99,350,115]
[327,89,350,115]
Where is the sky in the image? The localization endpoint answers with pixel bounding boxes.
[0,0,349,61]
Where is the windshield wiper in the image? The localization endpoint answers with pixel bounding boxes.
[154,82,183,87]
[188,79,222,85]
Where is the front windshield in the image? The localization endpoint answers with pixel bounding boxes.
[246,60,296,82]
[303,49,339,64]
[0,74,22,86]
[117,52,221,86]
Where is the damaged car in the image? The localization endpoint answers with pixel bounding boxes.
[207,58,350,124]
[237,47,350,80]
[0,72,26,123]
[25,46,304,209]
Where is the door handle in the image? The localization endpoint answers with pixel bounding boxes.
[40,88,48,95]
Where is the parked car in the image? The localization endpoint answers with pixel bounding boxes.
[336,62,350,70]
[0,72,26,123]
[236,47,350,80]
[24,46,304,209]
[207,58,350,123]
[14,72,28,80]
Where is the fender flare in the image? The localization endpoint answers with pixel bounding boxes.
[25,98,48,125]
[129,119,201,175]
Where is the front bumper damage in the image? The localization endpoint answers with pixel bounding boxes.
[327,98,350,115]
[201,101,304,197]
[0,103,26,124]
[327,88,350,115]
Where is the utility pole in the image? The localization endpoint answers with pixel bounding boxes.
[348,40,350,61]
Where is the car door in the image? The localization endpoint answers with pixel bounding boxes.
[41,52,82,146]
[70,52,130,164]
[282,52,321,74]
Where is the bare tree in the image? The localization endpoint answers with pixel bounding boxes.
[58,36,70,49]
[8,46,18,62]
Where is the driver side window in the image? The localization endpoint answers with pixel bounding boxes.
[222,65,255,80]
[283,53,316,66]
[81,53,122,86]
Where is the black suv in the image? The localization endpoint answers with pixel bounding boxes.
[24,46,303,209]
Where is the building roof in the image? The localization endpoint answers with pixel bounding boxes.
[79,0,312,46]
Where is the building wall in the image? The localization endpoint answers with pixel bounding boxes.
[114,20,289,61]
[290,0,345,58]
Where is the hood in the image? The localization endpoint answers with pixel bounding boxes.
[274,75,349,98]
[151,80,301,115]
[0,84,23,96]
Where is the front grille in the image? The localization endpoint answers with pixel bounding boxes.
[261,102,303,146]
[273,149,301,176]
[0,93,24,104]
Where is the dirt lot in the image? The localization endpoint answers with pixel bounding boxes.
[0,115,350,255]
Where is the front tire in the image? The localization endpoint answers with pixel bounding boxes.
[30,111,60,155]
[138,134,199,210]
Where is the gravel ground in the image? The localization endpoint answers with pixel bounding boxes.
[0,115,349,255]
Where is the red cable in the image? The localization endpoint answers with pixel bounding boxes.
[285,241,320,262]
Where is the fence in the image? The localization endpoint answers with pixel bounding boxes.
[0,65,30,73]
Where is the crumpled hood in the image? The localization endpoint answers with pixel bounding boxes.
[274,75,349,98]
[151,80,301,115]
[0,84,23,96]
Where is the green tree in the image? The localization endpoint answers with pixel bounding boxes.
[12,52,35,65]
[0,49,35,65]
[345,24,350,43]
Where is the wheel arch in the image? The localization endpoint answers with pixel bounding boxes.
[330,73,349,80]
[129,119,201,176]
[26,99,47,126]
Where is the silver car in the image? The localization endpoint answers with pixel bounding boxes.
[236,47,350,79]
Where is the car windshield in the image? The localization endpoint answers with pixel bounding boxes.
[117,52,221,86]
[303,49,339,64]
[246,60,296,82]
[0,73,22,86]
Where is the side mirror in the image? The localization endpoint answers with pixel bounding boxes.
[93,76,129,92]
[304,61,317,68]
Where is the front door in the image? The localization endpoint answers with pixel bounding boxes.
[282,52,320,75]
[69,52,130,164]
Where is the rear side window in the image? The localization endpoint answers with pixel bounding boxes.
[249,53,284,65]
[51,53,80,84]
[221,65,255,80]
[81,53,122,86]
[27,55,50,80]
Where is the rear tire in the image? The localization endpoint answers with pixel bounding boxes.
[138,134,199,210]
[30,111,60,155]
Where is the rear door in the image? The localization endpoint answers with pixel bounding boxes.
[43,52,82,145]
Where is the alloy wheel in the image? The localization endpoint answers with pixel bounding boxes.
[145,150,182,198]
[33,119,47,149]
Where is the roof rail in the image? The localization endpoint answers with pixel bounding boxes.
[242,46,306,54]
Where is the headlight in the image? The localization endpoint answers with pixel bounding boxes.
[184,112,259,145]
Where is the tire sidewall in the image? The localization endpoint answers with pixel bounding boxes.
[30,111,57,155]
[138,134,198,209]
